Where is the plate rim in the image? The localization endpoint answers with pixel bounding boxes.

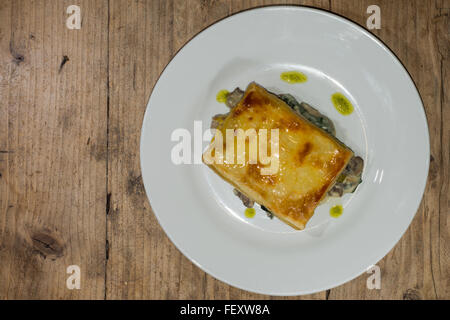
[139,5,430,295]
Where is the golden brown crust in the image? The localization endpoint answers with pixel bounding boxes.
[203,82,354,230]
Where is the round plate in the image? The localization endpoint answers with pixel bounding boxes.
[140,6,429,295]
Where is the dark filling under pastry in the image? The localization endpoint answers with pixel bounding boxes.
[212,87,364,216]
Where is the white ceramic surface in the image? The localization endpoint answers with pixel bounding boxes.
[140,6,429,295]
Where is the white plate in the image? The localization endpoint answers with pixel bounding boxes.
[140,6,429,295]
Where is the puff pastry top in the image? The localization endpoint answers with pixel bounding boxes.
[203,83,353,230]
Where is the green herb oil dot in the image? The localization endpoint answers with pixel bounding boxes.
[280,71,308,84]
[245,207,256,218]
[331,93,354,115]
[330,205,343,218]
[216,89,229,103]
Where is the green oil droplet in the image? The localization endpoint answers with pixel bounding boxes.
[330,205,343,218]
[245,207,256,218]
[280,71,308,84]
[216,89,229,103]
[331,93,354,115]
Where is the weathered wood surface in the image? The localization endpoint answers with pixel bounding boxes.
[0,0,448,299]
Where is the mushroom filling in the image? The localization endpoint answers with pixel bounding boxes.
[211,87,364,213]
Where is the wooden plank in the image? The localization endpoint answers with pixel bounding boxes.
[106,0,331,300]
[328,0,448,299]
[0,0,108,299]
[107,0,449,300]
[434,2,449,300]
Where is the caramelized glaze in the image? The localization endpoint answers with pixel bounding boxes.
[203,83,353,230]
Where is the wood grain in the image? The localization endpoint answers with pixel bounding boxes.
[0,0,109,299]
[329,0,449,299]
[0,0,448,299]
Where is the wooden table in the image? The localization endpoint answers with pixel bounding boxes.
[0,0,448,300]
